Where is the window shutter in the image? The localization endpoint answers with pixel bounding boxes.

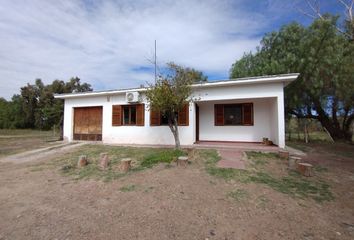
[214,104,224,126]
[112,105,122,126]
[242,103,253,125]
[136,104,145,126]
[178,104,189,126]
[150,110,160,126]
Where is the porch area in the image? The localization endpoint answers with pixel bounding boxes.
[194,96,285,148]
[193,141,279,152]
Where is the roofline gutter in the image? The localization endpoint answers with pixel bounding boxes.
[54,73,299,99]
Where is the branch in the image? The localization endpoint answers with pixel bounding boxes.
[342,106,350,127]
[297,0,353,38]
[289,109,319,119]
[296,7,317,19]
[337,0,350,9]
[307,0,324,19]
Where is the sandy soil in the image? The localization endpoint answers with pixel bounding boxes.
[0,144,353,240]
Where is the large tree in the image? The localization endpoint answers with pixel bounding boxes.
[146,63,205,149]
[230,16,354,141]
[0,77,92,135]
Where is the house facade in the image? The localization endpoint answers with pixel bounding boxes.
[55,73,299,148]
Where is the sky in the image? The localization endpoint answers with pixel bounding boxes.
[0,0,346,99]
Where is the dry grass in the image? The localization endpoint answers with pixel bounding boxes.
[0,129,60,157]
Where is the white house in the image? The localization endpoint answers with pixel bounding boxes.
[55,73,299,148]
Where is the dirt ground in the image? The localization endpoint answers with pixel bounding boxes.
[0,142,354,240]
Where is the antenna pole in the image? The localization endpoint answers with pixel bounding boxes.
[154,40,157,83]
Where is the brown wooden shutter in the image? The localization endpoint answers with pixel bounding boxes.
[112,105,122,126]
[150,110,160,126]
[136,104,145,126]
[178,104,189,126]
[214,104,224,126]
[242,103,253,125]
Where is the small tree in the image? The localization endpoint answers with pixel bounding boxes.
[146,62,202,149]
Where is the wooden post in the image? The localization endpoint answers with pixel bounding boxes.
[298,163,314,177]
[186,148,196,160]
[289,156,301,170]
[99,153,109,170]
[278,150,289,159]
[77,155,88,168]
[120,158,132,173]
[177,156,188,167]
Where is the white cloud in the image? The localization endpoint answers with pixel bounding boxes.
[0,0,273,99]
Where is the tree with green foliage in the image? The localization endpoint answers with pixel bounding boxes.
[0,77,92,138]
[230,15,354,142]
[146,63,205,149]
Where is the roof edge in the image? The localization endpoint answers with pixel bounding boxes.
[54,73,299,99]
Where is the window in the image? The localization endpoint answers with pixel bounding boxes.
[160,113,170,125]
[123,105,136,125]
[160,112,178,125]
[224,104,242,125]
[112,104,144,126]
[215,103,253,126]
[150,104,189,126]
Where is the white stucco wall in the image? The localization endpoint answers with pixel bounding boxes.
[63,94,195,145]
[198,98,275,143]
[62,81,286,147]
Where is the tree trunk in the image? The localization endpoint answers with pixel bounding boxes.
[168,114,181,149]
[304,120,308,143]
[297,118,301,140]
[171,123,180,149]
[59,114,64,141]
[293,98,354,143]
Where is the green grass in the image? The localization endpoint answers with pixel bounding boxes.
[249,171,334,202]
[119,184,137,192]
[286,141,354,159]
[0,129,53,136]
[46,145,187,182]
[246,151,278,166]
[141,149,184,168]
[202,150,334,203]
[286,131,332,142]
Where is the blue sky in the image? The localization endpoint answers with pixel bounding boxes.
[0,0,347,99]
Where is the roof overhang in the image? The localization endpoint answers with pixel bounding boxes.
[54,73,299,99]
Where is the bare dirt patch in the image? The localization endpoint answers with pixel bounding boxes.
[0,143,353,240]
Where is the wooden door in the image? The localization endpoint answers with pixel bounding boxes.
[73,107,102,141]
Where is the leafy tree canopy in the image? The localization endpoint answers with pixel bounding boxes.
[0,77,92,132]
[146,62,202,148]
[230,15,354,141]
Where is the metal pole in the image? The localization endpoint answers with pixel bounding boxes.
[154,40,157,83]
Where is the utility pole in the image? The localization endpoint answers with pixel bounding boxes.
[154,39,157,83]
